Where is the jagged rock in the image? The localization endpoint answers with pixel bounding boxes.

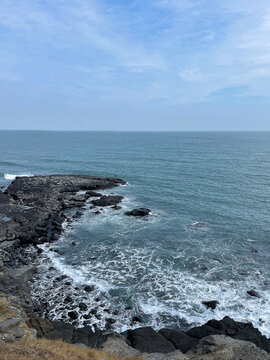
[202,300,219,309]
[1,175,125,246]
[0,318,24,343]
[187,335,270,360]
[27,313,55,339]
[101,334,140,358]
[132,316,142,323]
[143,352,188,360]
[111,205,121,210]
[92,195,124,207]
[247,290,260,298]
[78,302,87,311]
[85,191,102,198]
[125,208,151,217]
[186,316,270,353]
[124,327,176,353]
[64,295,73,303]
[68,311,78,320]
[5,266,35,284]
[159,328,199,353]
[84,285,94,292]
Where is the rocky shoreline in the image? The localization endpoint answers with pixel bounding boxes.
[0,174,270,359]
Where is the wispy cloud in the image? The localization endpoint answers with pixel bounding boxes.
[1,0,270,110]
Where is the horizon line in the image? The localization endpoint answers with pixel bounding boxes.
[0,129,270,133]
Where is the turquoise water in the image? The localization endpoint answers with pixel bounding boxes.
[1,131,270,334]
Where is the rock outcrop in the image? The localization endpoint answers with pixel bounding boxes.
[0,175,125,246]
[125,208,151,217]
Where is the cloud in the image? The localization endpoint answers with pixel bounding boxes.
[178,68,205,82]
[1,0,270,108]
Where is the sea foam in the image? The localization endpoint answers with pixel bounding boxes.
[4,173,33,180]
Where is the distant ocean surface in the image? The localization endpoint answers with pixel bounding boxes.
[1,131,270,335]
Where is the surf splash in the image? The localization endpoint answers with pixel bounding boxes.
[4,173,34,180]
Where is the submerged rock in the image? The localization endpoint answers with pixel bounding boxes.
[125,208,151,217]
[111,204,122,210]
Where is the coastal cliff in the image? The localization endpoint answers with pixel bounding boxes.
[0,175,269,360]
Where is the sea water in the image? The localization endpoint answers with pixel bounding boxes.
[1,131,270,335]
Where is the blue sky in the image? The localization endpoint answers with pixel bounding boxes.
[0,0,270,130]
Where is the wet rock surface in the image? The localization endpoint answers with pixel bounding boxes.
[202,300,219,310]
[0,175,126,247]
[125,208,151,217]
[91,195,124,207]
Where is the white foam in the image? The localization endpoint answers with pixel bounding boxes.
[4,173,33,180]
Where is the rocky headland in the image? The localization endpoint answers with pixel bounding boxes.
[0,174,269,359]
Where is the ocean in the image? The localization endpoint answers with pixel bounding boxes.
[1,130,270,335]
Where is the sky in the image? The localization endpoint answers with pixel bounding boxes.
[0,0,270,131]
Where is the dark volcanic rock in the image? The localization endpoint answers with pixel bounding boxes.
[0,175,125,247]
[84,285,94,292]
[202,300,219,309]
[159,328,199,353]
[125,327,175,354]
[125,208,151,217]
[85,191,102,198]
[247,289,260,298]
[68,311,78,320]
[186,316,270,353]
[132,316,142,323]
[64,295,73,303]
[111,205,122,210]
[79,302,88,311]
[92,195,124,207]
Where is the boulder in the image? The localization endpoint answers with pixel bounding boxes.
[125,208,151,217]
[143,352,188,360]
[84,285,94,293]
[101,334,140,358]
[159,328,199,353]
[186,316,270,353]
[0,318,24,342]
[202,300,219,309]
[125,327,176,353]
[187,335,270,360]
[64,295,73,303]
[68,311,78,320]
[247,290,260,298]
[132,316,142,323]
[92,195,124,207]
[78,302,87,311]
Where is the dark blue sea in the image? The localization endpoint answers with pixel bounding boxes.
[1,131,270,335]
